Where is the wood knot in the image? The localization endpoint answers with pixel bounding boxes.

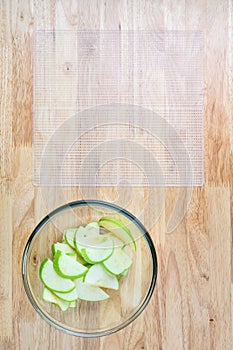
[32,254,38,265]
[201,273,209,281]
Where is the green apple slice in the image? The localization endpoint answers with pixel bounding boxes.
[77,224,100,240]
[74,226,99,254]
[99,217,136,251]
[53,287,78,302]
[85,221,100,235]
[102,247,132,275]
[52,242,76,255]
[66,252,87,265]
[43,287,70,311]
[74,279,109,301]
[53,251,88,279]
[74,228,101,256]
[64,228,77,249]
[85,263,119,290]
[39,258,75,293]
[81,237,114,264]
[75,236,102,254]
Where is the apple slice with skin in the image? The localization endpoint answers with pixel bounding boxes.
[75,278,109,301]
[99,217,136,251]
[85,222,100,235]
[66,252,87,265]
[43,287,70,311]
[102,246,132,275]
[64,228,77,249]
[64,224,99,250]
[52,242,76,255]
[52,242,87,265]
[85,263,119,290]
[39,258,75,293]
[81,237,114,264]
[74,226,99,255]
[53,287,78,302]
[53,251,88,279]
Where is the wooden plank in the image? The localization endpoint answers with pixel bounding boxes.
[207,187,232,349]
[0,0,13,179]
[205,0,231,185]
[227,0,233,151]
[0,182,12,340]
[0,1,13,345]
[144,187,210,350]
[230,154,233,283]
[185,188,210,349]
[11,147,35,350]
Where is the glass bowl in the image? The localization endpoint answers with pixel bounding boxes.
[22,200,157,337]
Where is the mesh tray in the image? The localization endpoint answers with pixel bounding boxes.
[33,30,204,186]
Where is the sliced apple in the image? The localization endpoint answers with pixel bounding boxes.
[99,217,136,251]
[74,225,99,255]
[43,287,70,311]
[64,228,77,249]
[85,221,100,235]
[52,242,76,255]
[85,263,119,290]
[65,252,87,265]
[81,237,114,264]
[53,287,78,302]
[75,278,109,301]
[103,247,132,275]
[39,258,75,293]
[53,251,87,279]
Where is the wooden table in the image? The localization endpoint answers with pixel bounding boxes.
[0,1,232,349]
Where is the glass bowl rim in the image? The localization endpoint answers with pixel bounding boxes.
[22,199,158,338]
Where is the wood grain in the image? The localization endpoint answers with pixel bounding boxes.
[207,187,232,349]
[1,0,233,349]
[0,181,12,340]
[205,0,231,185]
